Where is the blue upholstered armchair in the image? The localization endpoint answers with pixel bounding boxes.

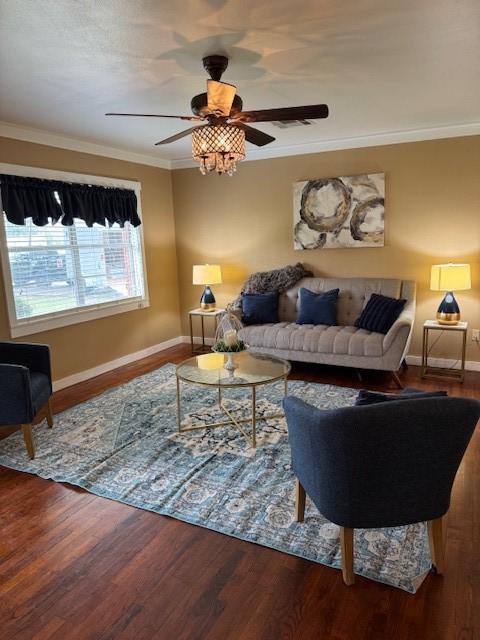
[284,395,480,585]
[0,342,53,459]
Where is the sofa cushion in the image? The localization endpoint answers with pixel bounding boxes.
[355,388,448,406]
[241,292,279,325]
[278,277,404,325]
[297,288,339,326]
[238,322,385,357]
[355,293,406,334]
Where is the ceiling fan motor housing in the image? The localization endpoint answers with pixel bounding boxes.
[190,93,243,117]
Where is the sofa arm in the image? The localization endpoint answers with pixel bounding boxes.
[383,303,415,352]
[0,342,52,387]
[0,363,34,424]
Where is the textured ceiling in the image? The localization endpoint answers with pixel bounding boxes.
[0,0,479,163]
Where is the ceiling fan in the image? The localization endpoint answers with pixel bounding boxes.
[106,55,329,175]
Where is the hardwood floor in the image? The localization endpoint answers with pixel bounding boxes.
[1,344,479,640]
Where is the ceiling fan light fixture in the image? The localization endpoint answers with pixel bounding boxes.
[192,124,245,176]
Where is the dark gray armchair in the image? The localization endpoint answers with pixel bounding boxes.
[284,395,480,585]
[0,341,54,459]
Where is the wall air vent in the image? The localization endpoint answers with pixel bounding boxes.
[271,120,313,129]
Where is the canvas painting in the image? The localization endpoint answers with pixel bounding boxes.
[293,173,385,249]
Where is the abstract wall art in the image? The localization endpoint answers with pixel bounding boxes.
[293,173,385,249]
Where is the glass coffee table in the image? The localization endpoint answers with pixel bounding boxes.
[176,351,291,448]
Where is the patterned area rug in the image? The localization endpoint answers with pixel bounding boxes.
[0,363,431,592]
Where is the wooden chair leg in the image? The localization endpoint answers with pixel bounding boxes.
[295,479,306,522]
[428,517,445,574]
[21,423,35,460]
[46,397,54,428]
[340,527,355,585]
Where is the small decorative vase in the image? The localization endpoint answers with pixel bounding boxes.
[224,353,237,372]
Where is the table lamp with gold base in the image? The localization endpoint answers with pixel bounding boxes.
[193,264,222,311]
[430,263,471,325]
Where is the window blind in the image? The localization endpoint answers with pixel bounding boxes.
[3,215,145,322]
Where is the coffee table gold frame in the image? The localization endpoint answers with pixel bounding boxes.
[176,365,291,448]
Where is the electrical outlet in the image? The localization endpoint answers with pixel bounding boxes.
[472,329,480,342]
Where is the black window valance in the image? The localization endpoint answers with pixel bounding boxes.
[0,174,141,227]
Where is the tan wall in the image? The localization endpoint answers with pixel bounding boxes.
[0,137,181,380]
[172,136,480,363]
[1,135,478,379]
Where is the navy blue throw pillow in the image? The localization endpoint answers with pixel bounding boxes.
[297,288,339,325]
[355,388,448,406]
[241,292,279,325]
[355,293,406,334]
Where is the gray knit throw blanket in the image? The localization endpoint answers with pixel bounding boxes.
[228,263,313,310]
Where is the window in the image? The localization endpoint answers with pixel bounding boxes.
[0,166,149,337]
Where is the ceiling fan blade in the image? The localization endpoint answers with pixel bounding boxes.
[154,127,198,145]
[207,80,237,116]
[106,112,200,121]
[232,104,329,123]
[237,123,275,147]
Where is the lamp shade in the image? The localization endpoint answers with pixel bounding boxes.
[430,263,471,291]
[192,125,245,176]
[192,264,222,285]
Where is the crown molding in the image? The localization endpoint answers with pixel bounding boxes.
[1,119,479,172]
[170,121,480,169]
[0,121,172,169]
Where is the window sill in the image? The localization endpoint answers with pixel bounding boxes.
[9,297,150,338]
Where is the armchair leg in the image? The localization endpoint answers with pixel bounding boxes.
[428,517,445,574]
[21,423,35,460]
[46,397,54,428]
[295,479,306,522]
[340,527,355,585]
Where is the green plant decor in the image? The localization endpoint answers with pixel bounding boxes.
[213,339,247,353]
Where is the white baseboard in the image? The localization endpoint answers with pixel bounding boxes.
[183,343,480,372]
[52,336,183,391]
[406,354,480,372]
[180,335,215,347]
[183,339,480,371]
[52,338,479,392]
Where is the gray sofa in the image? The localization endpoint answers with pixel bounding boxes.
[236,277,416,380]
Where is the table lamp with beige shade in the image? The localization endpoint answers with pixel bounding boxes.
[430,263,471,325]
[193,264,222,311]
